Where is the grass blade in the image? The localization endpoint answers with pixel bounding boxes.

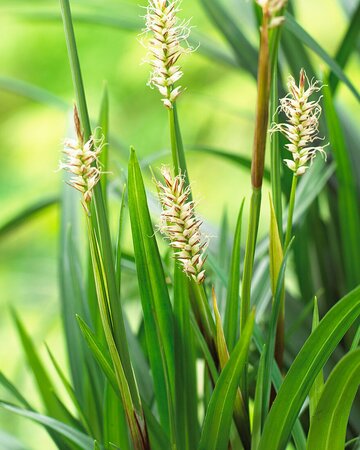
[329,2,360,94]
[258,285,360,450]
[251,346,266,450]
[323,82,360,290]
[128,148,175,435]
[103,382,131,450]
[198,310,255,450]
[284,12,360,102]
[11,311,70,423]
[308,298,324,421]
[224,199,245,352]
[307,349,360,450]
[262,236,291,420]
[199,0,257,77]
[0,403,94,450]
[174,268,199,450]
[0,196,58,240]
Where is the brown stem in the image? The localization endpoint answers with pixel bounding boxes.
[251,12,271,189]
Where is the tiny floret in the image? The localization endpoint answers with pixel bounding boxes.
[141,0,193,109]
[270,69,327,176]
[155,167,208,284]
[59,106,104,214]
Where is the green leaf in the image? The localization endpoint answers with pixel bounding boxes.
[224,199,245,352]
[174,268,199,450]
[0,76,67,110]
[198,310,255,450]
[190,146,271,183]
[77,316,118,395]
[251,346,266,450]
[11,311,69,423]
[97,83,109,204]
[262,236,292,420]
[269,196,283,296]
[85,224,147,449]
[284,12,360,102]
[0,403,95,450]
[258,284,360,450]
[252,327,307,450]
[307,349,360,450]
[103,382,131,450]
[14,6,239,69]
[115,185,127,299]
[329,2,360,94]
[0,196,58,240]
[128,148,175,433]
[323,82,360,290]
[0,372,32,409]
[199,0,258,77]
[270,68,283,235]
[46,346,93,436]
[308,298,324,421]
[142,402,172,450]
[213,289,251,449]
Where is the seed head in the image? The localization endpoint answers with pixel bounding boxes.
[142,0,192,109]
[155,167,208,284]
[270,69,327,176]
[256,0,287,27]
[60,107,104,214]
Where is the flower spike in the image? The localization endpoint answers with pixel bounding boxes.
[270,69,327,176]
[59,106,105,214]
[155,166,208,284]
[141,0,193,109]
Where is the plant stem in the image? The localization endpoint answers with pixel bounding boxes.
[284,175,298,250]
[168,104,190,186]
[240,188,262,332]
[274,175,297,372]
[270,68,283,237]
[60,1,147,446]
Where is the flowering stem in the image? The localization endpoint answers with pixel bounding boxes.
[284,175,298,251]
[241,188,262,332]
[240,8,271,405]
[168,105,190,188]
[270,69,283,237]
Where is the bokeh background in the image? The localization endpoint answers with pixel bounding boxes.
[0,0,359,448]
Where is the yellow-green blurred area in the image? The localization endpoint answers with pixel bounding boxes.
[0,0,359,448]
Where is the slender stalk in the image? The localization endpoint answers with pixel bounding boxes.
[240,9,271,333]
[240,189,262,332]
[168,104,190,189]
[270,69,283,237]
[274,175,297,371]
[59,1,147,447]
[284,175,298,251]
[240,8,271,406]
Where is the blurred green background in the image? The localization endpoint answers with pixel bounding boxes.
[0,0,359,448]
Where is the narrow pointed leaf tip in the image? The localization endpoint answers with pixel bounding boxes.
[155,166,208,284]
[141,0,193,108]
[59,106,106,214]
[270,69,327,176]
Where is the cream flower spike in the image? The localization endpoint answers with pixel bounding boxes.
[60,106,105,215]
[155,166,208,284]
[142,0,193,109]
[256,0,287,28]
[270,69,327,176]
